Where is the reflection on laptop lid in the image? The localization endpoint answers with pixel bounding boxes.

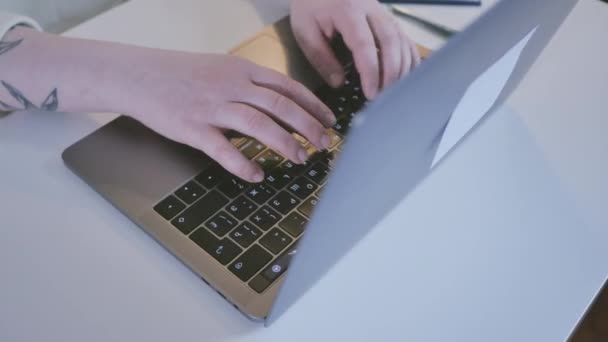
[267,0,579,325]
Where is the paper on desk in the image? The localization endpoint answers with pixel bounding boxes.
[431,26,538,167]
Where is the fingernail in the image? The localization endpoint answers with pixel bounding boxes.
[329,73,343,88]
[366,86,377,100]
[326,114,337,127]
[252,170,264,183]
[297,148,308,164]
[321,134,331,150]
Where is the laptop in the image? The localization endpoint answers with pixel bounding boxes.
[62,0,578,325]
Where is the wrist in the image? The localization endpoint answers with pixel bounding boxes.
[2,27,139,115]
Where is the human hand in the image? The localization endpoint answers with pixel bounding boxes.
[290,0,421,99]
[122,51,335,183]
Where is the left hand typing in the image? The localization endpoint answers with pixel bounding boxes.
[290,0,421,99]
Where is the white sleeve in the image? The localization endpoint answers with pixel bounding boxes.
[0,10,42,40]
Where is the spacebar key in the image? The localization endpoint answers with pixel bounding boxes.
[171,190,228,234]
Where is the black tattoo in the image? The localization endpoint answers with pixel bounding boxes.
[2,81,35,109]
[0,37,60,112]
[0,99,18,111]
[41,89,59,111]
[0,81,60,112]
[0,38,22,56]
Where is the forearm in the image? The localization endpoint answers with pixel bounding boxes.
[0,26,133,114]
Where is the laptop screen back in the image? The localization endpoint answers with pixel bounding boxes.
[267,0,579,325]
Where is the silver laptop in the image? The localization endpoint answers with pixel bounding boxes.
[62,0,578,325]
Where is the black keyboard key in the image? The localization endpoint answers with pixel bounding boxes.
[240,139,266,159]
[229,222,263,248]
[297,196,319,218]
[245,183,275,204]
[205,211,237,237]
[265,169,294,190]
[315,84,336,106]
[226,196,257,220]
[171,190,228,234]
[346,66,360,83]
[269,192,300,215]
[249,206,281,231]
[249,274,272,294]
[280,160,307,177]
[195,164,225,189]
[154,195,186,220]
[255,150,284,169]
[261,244,298,282]
[174,180,206,204]
[190,228,242,265]
[313,150,339,169]
[352,84,363,97]
[305,163,330,185]
[333,118,350,135]
[279,212,308,237]
[218,177,250,198]
[350,94,365,110]
[344,110,357,124]
[328,95,350,118]
[259,228,293,254]
[229,244,273,281]
[287,177,318,199]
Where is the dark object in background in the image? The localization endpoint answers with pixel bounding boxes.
[569,281,608,342]
[381,0,481,6]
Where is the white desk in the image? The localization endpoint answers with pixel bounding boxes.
[1,1,606,341]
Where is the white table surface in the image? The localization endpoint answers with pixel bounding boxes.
[1,1,607,341]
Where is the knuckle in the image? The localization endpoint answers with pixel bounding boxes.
[245,109,266,132]
[269,92,288,114]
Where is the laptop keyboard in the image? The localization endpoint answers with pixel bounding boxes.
[153,63,366,294]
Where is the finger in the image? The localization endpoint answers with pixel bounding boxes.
[368,11,402,90]
[409,34,422,67]
[250,67,336,127]
[188,126,264,183]
[397,28,413,77]
[235,86,330,151]
[211,102,311,164]
[291,17,345,88]
[334,12,380,99]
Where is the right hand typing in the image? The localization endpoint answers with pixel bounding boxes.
[122,52,335,183]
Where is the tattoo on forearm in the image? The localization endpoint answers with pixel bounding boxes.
[0,37,60,112]
[0,81,59,111]
[0,38,22,56]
